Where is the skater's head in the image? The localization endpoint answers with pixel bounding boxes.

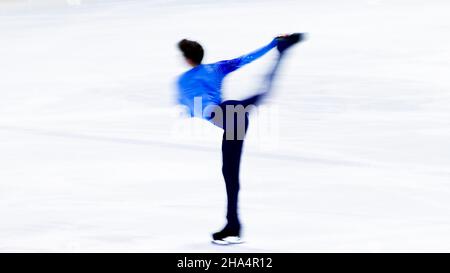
[178,39,204,67]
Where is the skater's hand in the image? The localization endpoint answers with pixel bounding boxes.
[275,34,290,39]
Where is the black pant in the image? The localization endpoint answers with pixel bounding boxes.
[212,54,284,231]
[212,94,263,230]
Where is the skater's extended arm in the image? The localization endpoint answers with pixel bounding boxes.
[216,38,278,75]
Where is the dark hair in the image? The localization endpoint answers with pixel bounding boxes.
[178,39,204,64]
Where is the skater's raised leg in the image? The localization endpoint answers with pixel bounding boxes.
[239,47,287,108]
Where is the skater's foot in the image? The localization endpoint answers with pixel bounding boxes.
[212,236,244,245]
[211,224,243,245]
[276,33,304,53]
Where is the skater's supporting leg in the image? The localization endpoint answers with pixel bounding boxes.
[212,102,249,240]
[222,135,244,229]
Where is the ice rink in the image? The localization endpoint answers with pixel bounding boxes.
[1,0,450,252]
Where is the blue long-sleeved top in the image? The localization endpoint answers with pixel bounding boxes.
[176,38,278,119]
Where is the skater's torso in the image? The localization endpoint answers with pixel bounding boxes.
[177,63,226,119]
[176,38,278,120]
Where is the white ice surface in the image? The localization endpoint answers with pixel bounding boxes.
[1,0,450,252]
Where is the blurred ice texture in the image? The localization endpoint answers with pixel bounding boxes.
[0,0,450,252]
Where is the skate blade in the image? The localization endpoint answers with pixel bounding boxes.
[212,236,244,245]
